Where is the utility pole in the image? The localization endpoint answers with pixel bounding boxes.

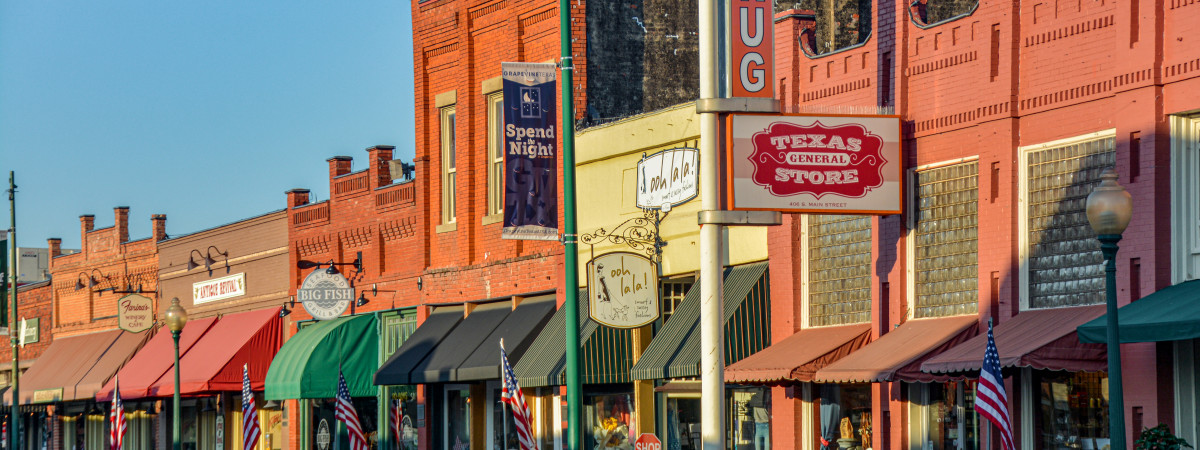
[7,172,18,450]
[558,3,583,447]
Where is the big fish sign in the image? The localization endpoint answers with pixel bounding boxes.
[727,114,902,214]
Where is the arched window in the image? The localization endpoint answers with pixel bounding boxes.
[908,0,977,28]
[791,0,872,57]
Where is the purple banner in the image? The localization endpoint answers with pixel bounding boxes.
[501,62,559,241]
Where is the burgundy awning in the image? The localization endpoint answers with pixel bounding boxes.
[96,317,218,402]
[150,307,282,395]
[921,305,1107,374]
[725,324,872,384]
[813,315,978,383]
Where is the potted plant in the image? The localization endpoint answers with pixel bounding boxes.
[1135,424,1193,450]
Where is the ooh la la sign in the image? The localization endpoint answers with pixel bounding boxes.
[297,269,354,320]
[117,294,155,333]
[587,252,659,329]
[636,148,698,212]
[728,114,903,214]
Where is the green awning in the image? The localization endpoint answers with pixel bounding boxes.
[631,261,770,380]
[265,314,378,400]
[513,290,634,387]
[1077,279,1200,343]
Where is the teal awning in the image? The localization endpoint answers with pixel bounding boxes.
[1077,279,1200,343]
[513,290,634,387]
[631,261,770,380]
[265,314,378,400]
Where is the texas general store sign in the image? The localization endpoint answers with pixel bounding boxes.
[727,114,902,214]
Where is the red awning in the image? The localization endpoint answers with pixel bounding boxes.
[725,324,872,384]
[96,317,218,402]
[11,329,148,404]
[813,315,979,383]
[921,305,1107,374]
[150,307,282,396]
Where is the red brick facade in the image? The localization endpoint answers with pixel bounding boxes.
[0,281,53,381]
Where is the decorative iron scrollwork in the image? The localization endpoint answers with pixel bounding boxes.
[580,208,666,262]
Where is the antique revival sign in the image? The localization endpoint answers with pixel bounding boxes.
[193,273,246,305]
[727,113,902,214]
[297,269,353,320]
[117,294,155,333]
[587,252,659,329]
[636,148,699,211]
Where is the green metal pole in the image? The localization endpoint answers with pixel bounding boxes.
[173,331,182,450]
[8,172,19,450]
[558,5,582,450]
[1099,234,1126,450]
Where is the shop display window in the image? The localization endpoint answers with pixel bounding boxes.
[387,386,419,450]
[311,397,379,450]
[1033,371,1109,450]
[728,387,771,450]
[815,383,872,450]
[665,397,699,450]
[445,386,472,450]
[492,387,524,450]
[585,393,635,450]
[909,381,979,450]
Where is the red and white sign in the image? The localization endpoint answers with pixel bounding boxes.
[193,272,246,305]
[730,0,773,98]
[117,294,155,333]
[727,113,903,214]
[635,434,661,450]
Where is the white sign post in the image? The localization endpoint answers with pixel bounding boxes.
[587,252,659,329]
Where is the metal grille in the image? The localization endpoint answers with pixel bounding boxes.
[808,215,872,326]
[914,162,979,318]
[1027,137,1115,308]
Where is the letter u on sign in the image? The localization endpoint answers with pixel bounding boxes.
[730,0,773,98]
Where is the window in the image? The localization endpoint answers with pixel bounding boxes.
[1172,115,1200,283]
[488,93,505,217]
[445,385,471,450]
[441,106,457,224]
[913,161,979,318]
[381,310,419,450]
[1021,134,1115,309]
[584,392,635,450]
[908,381,980,450]
[813,383,873,450]
[661,276,695,323]
[807,215,872,327]
[1032,371,1110,450]
[728,387,771,450]
[909,0,978,28]
[797,0,872,57]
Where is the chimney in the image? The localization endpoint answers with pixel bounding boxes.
[47,238,62,258]
[151,214,168,241]
[80,214,95,253]
[114,206,130,243]
[328,156,353,179]
[367,145,396,188]
[286,189,311,208]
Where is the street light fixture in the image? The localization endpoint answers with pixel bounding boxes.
[165,298,189,450]
[1085,167,1133,450]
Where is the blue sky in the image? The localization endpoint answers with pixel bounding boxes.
[1,1,415,248]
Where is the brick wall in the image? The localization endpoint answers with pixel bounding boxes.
[0,281,53,373]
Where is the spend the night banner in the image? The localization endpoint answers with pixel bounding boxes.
[501,62,559,241]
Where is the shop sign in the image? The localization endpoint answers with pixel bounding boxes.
[727,113,903,214]
[316,419,331,450]
[587,252,659,329]
[501,62,560,241]
[117,294,155,333]
[19,317,38,346]
[636,148,699,211]
[297,269,353,321]
[635,434,662,450]
[730,0,773,98]
[31,388,62,404]
[193,273,246,305]
[215,416,225,450]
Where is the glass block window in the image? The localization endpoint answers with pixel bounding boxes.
[808,215,872,327]
[660,276,695,323]
[1026,137,1115,308]
[914,162,979,318]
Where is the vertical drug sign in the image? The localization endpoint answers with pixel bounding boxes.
[730,0,774,98]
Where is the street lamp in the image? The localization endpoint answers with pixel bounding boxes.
[1086,167,1133,450]
[165,298,189,450]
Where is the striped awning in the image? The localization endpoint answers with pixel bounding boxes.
[631,261,770,380]
[513,290,634,387]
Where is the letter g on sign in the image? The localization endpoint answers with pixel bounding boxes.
[731,0,773,98]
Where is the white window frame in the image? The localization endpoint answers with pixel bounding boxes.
[1174,339,1200,447]
[441,106,457,225]
[1171,114,1200,283]
[1016,129,1116,311]
[487,92,505,219]
[905,157,980,321]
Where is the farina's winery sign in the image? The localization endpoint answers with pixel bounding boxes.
[297,269,354,320]
[117,294,155,333]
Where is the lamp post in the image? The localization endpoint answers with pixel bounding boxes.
[164,298,189,450]
[1086,167,1133,450]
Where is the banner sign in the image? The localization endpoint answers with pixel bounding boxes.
[297,269,353,320]
[501,62,560,241]
[587,252,659,329]
[193,273,246,305]
[730,0,774,98]
[20,317,38,346]
[117,294,155,333]
[636,148,699,211]
[728,113,902,214]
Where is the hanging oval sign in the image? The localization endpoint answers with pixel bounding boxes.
[587,252,659,329]
[117,294,155,333]
[636,148,699,212]
[297,269,353,320]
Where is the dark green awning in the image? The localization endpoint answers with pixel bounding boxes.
[455,295,557,381]
[374,306,464,386]
[514,290,634,387]
[408,302,511,383]
[265,314,378,400]
[631,261,770,380]
[1077,279,1200,343]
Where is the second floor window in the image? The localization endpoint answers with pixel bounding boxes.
[913,161,978,318]
[808,214,872,327]
[796,0,872,57]
[488,93,505,217]
[441,106,457,224]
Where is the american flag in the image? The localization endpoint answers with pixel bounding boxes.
[109,376,127,450]
[336,372,368,450]
[975,321,1015,450]
[500,340,536,450]
[389,399,402,450]
[242,365,262,450]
